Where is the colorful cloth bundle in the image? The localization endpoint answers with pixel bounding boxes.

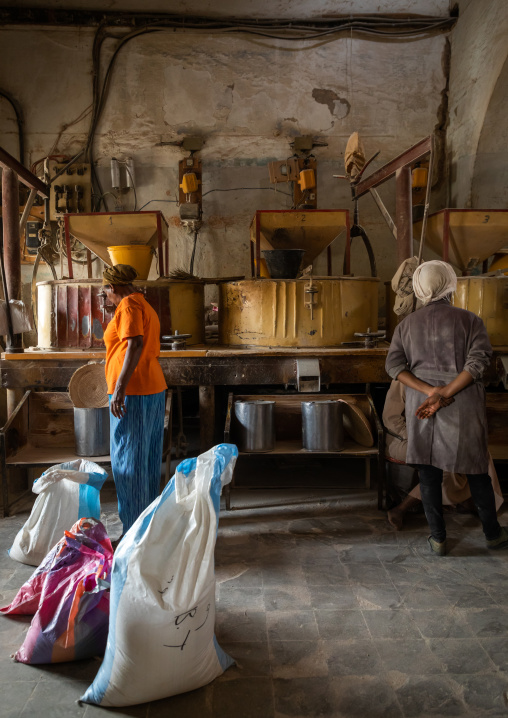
[1,518,113,664]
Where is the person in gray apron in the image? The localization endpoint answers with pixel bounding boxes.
[385,260,508,556]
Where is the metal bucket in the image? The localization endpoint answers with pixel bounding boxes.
[262,249,305,279]
[74,407,110,456]
[234,400,275,452]
[301,400,344,452]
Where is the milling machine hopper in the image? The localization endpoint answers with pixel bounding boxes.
[65,211,169,266]
[413,209,508,272]
[250,210,349,276]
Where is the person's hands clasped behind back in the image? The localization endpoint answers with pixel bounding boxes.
[416,392,454,419]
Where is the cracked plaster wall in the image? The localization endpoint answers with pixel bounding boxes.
[0,23,449,324]
[447,0,508,209]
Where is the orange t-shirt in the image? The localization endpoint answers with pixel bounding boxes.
[104,293,167,396]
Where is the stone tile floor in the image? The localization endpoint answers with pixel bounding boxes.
[1,484,508,717]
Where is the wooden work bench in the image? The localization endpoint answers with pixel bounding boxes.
[2,344,507,449]
[1,345,507,515]
[2,343,506,414]
[1,345,393,446]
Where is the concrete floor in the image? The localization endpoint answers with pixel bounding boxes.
[1,481,508,717]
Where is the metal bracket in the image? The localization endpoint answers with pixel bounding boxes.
[304,278,319,320]
[296,358,321,393]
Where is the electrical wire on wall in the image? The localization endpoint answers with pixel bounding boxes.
[80,13,456,209]
[0,88,24,165]
[138,199,178,211]
[189,229,199,275]
[202,187,292,198]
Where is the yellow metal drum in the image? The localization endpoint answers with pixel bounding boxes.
[163,280,205,344]
[489,252,508,275]
[453,276,508,346]
[219,277,379,347]
[37,279,204,349]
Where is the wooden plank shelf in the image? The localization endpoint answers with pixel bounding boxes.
[6,444,110,467]
[224,391,385,510]
[238,439,378,457]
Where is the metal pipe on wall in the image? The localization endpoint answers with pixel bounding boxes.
[1,167,23,352]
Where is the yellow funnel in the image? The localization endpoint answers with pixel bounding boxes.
[108,245,153,280]
[414,209,508,272]
[250,210,349,270]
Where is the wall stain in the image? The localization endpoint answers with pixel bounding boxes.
[312,89,350,119]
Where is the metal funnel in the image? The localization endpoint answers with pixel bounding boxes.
[250,210,349,270]
[65,211,168,265]
[262,248,305,278]
[414,209,508,271]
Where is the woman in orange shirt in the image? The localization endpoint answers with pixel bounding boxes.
[102,264,167,535]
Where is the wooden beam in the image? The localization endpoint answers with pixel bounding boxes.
[395,166,413,263]
[0,145,49,198]
[354,136,432,199]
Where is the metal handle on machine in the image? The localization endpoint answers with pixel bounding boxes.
[304,278,319,320]
[98,290,115,323]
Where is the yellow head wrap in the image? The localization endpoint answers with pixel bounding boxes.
[102,264,138,286]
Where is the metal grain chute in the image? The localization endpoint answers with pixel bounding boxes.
[65,211,169,266]
[250,210,349,276]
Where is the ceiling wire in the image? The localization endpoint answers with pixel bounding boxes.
[0,89,24,165]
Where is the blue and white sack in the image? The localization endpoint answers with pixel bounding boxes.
[9,460,108,567]
[81,443,238,708]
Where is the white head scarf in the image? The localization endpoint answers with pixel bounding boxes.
[412,260,457,306]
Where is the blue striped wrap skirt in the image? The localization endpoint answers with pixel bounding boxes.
[109,391,165,532]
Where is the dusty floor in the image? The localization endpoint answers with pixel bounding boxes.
[1,475,508,717]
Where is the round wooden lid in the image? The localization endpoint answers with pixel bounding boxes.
[68,363,109,409]
[340,400,374,447]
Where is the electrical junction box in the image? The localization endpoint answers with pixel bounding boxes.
[298,168,316,190]
[178,156,202,208]
[182,136,204,152]
[25,220,42,255]
[49,162,92,220]
[180,172,199,195]
[268,158,300,184]
[179,203,201,221]
[293,135,314,152]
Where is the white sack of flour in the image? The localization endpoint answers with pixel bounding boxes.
[81,443,238,708]
[9,460,108,566]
